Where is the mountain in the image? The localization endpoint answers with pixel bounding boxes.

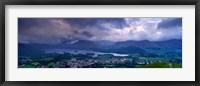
[69,40,101,50]
[102,39,182,54]
[113,40,158,48]
[95,40,115,46]
[18,43,45,57]
[111,39,182,49]
[18,39,182,57]
[154,39,182,49]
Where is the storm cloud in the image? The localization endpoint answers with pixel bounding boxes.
[18,18,182,44]
[157,18,182,29]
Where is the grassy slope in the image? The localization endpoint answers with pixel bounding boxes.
[137,62,182,68]
[19,65,34,68]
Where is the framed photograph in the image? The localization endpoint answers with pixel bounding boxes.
[0,0,199,86]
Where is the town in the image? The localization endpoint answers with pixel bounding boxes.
[18,53,181,68]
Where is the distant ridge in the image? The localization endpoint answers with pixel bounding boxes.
[18,39,182,56]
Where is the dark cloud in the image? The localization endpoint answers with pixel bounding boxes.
[61,18,128,29]
[18,18,52,30]
[80,31,94,37]
[18,18,182,44]
[157,18,182,29]
[18,18,129,44]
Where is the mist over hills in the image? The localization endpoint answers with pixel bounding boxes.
[18,39,182,57]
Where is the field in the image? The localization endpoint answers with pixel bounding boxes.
[136,62,182,68]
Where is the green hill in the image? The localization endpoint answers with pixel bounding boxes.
[137,62,182,68]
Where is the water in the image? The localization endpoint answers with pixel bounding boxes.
[45,49,129,57]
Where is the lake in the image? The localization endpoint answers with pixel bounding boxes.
[45,49,129,57]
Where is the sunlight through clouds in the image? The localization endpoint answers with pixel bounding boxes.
[18,18,182,44]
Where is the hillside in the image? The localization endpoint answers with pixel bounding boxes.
[136,62,182,68]
[18,39,182,57]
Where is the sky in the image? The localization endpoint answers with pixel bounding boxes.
[18,18,182,44]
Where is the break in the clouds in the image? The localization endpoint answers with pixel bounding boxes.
[18,18,182,44]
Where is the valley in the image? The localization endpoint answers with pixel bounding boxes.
[18,39,182,68]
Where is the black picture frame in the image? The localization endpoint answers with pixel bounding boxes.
[0,0,199,86]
